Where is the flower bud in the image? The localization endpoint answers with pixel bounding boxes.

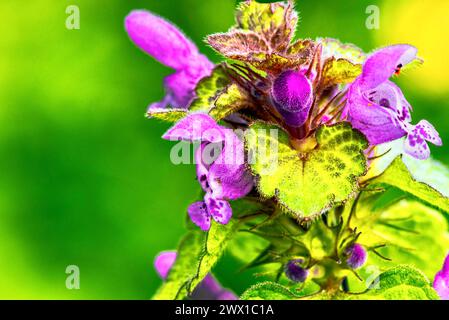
[345,243,367,270]
[285,259,309,283]
[271,70,313,127]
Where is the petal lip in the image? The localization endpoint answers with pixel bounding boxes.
[205,194,232,225]
[188,201,211,231]
[125,10,197,70]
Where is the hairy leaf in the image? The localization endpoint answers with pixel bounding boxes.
[357,265,439,300]
[318,38,366,64]
[241,281,299,300]
[320,57,362,90]
[189,66,230,112]
[207,31,269,61]
[402,156,449,197]
[245,121,368,217]
[250,53,309,72]
[236,0,297,51]
[210,84,250,120]
[351,196,449,285]
[369,156,449,213]
[153,220,239,300]
[146,107,187,123]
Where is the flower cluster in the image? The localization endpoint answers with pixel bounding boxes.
[125,0,448,301]
[125,1,441,229]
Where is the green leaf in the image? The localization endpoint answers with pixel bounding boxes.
[188,66,249,120]
[153,220,239,300]
[207,31,269,62]
[250,53,310,73]
[210,84,250,120]
[320,57,362,90]
[245,121,368,217]
[228,232,270,264]
[369,156,449,213]
[152,231,203,300]
[402,156,449,197]
[189,66,230,112]
[318,38,366,64]
[236,0,297,51]
[358,265,439,300]
[352,196,449,284]
[146,108,187,123]
[241,281,299,300]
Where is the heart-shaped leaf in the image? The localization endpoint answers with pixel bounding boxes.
[245,121,368,217]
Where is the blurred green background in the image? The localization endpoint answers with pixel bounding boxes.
[0,0,447,299]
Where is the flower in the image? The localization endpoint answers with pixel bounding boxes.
[345,243,367,270]
[433,253,449,300]
[285,259,309,282]
[154,251,238,300]
[154,250,177,279]
[271,70,313,127]
[125,10,213,110]
[345,44,442,160]
[163,113,253,231]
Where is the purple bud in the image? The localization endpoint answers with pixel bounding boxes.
[271,70,313,127]
[345,244,367,270]
[285,259,309,283]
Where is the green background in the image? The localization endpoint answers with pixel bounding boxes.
[0,0,447,299]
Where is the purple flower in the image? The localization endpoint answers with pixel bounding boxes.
[285,259,309,283]
[271,70,313,127]
[163,113,253,231]
[433,253,449,300]
[345,44,442,160]
[345,243,367,270]
[125,10,214,110]
[154,251,238,300]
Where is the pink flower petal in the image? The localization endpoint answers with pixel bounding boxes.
[205,194,232,225]
[360,44,417,89]
[125,10,197,70]
[414,120,442,146]
[162,113,224,143]
[188,201,211,231]
[154,251,177,279]
[434,254,449,300]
